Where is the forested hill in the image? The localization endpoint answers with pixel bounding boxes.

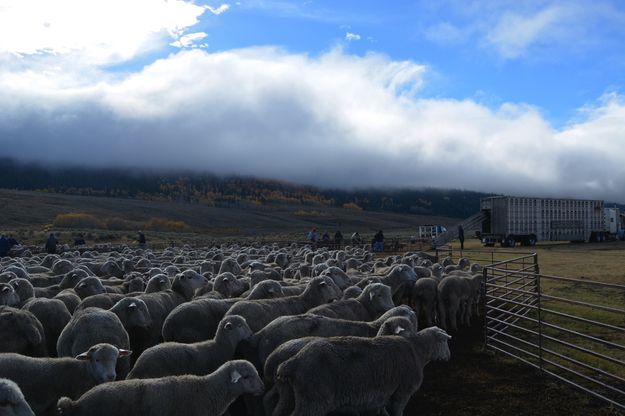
[0,158,490,219]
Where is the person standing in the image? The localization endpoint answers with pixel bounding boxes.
[334,230,343,249]
[45,233,58,254]
[458,225,465,250]
[138,231,146,249]
[373,230,385,252]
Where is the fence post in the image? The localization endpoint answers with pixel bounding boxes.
[482,266,489,352]
[535,254,543,371]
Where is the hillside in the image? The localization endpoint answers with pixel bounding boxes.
[0,189,459,242]
[0,158,489,219]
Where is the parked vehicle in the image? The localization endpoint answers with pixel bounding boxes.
[479,196,605,247]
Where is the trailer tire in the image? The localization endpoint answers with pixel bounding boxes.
[506,237,516,248]
[527,235,537,246]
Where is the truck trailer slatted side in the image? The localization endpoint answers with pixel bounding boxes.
[480,196,605,247]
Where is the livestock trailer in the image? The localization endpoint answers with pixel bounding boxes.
[479,196,605,247]
[604,207,623,239]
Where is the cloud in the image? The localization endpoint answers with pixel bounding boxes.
[345,32,361,41]
[484,5,572,59]
[205,4,231,15]
[0,47,624,202]
[170,32,208,48]
[422,1,625,60]
[0,0,205,65]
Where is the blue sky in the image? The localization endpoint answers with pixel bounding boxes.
[1,0,625,201]
[172,0,625,126]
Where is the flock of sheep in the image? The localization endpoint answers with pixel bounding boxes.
[0,242,483,416]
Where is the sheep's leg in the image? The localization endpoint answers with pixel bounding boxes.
[437,300,448,330]
[387,394,411,416]
[263,386,279,416]
[448,299,458,331]
[273,382,295,416]
[289,398,327,416]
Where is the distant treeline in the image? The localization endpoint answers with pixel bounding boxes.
[0,158,500,219]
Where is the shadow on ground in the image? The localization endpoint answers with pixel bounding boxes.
[409,323,622,416]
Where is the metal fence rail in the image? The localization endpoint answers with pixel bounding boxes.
[483,256,625,411]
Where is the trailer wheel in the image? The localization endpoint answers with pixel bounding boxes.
[506,237,516,248]
[527,235,537,246]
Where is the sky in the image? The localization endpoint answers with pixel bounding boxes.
[1,0,624,202]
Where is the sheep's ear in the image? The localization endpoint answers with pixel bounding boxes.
[223,277,229,282]
[1,286,10,292]
[319,281,327,287]
[128,302,137,309]
[267,288,275,294]
[369,291,375,301]
[224,322,233,330]
[118,349,132,357]
[231,369,242,384]
[78,282,86,288]
[75,352,90,360]
[159,279,165,284]
[394,325,405,335]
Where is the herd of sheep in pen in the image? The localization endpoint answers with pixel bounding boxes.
[0,243,484,416]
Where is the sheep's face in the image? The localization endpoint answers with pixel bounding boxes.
[393,265,418,284]
[78,343,131,383]
[60,270,88,289]
[74,277,105,299]
[221,316,253,343]
[120,299,151,329]
[310,277,341,303]
[0,284,20,307]
[322,267,350,290]
[0,379,35,416]
[426,327,452,362]
[377,316,416,337]
[383,306,418,330]
[256,281,283,298]
[230,362,264,396]
[146,275,171,293]
[363,284,394,314]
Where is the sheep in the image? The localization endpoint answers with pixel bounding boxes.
[218,258,242,275]
[57,360,263,416]
[437,275,471,331]
[162,297,239,343]
[0,271,18,284]
[0,378,35,416]
[213,272,249,298]
[53,291,82,314]
[377,264,418,304]
[73,277,107,299]
[0,306,47,357]
[8,278,34,306]
[144,274,171,293]
[307,283,394,322]
[342,285,362,299]
[74,293,125,311]
[411,277,439,327]
[133,272,208,348]
[224,276,341,333]
[128,315,252,379]
[0,283,20,307]
[274,326,451,416]
[252,305,418,367]
[56,307,131,379]
[320,266,351,290]
[0,343,130,415]
[21,298,72,357]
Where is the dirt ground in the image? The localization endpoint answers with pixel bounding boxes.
[408,325,623,416]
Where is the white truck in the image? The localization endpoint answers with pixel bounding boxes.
[479,196,605,247]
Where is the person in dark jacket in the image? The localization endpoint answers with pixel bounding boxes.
[458,225,465,250]
[45,233,58,254]
[138,231,146,249]
[334,230,343,249]
[0,235,9,257]
[373,230,385,252]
